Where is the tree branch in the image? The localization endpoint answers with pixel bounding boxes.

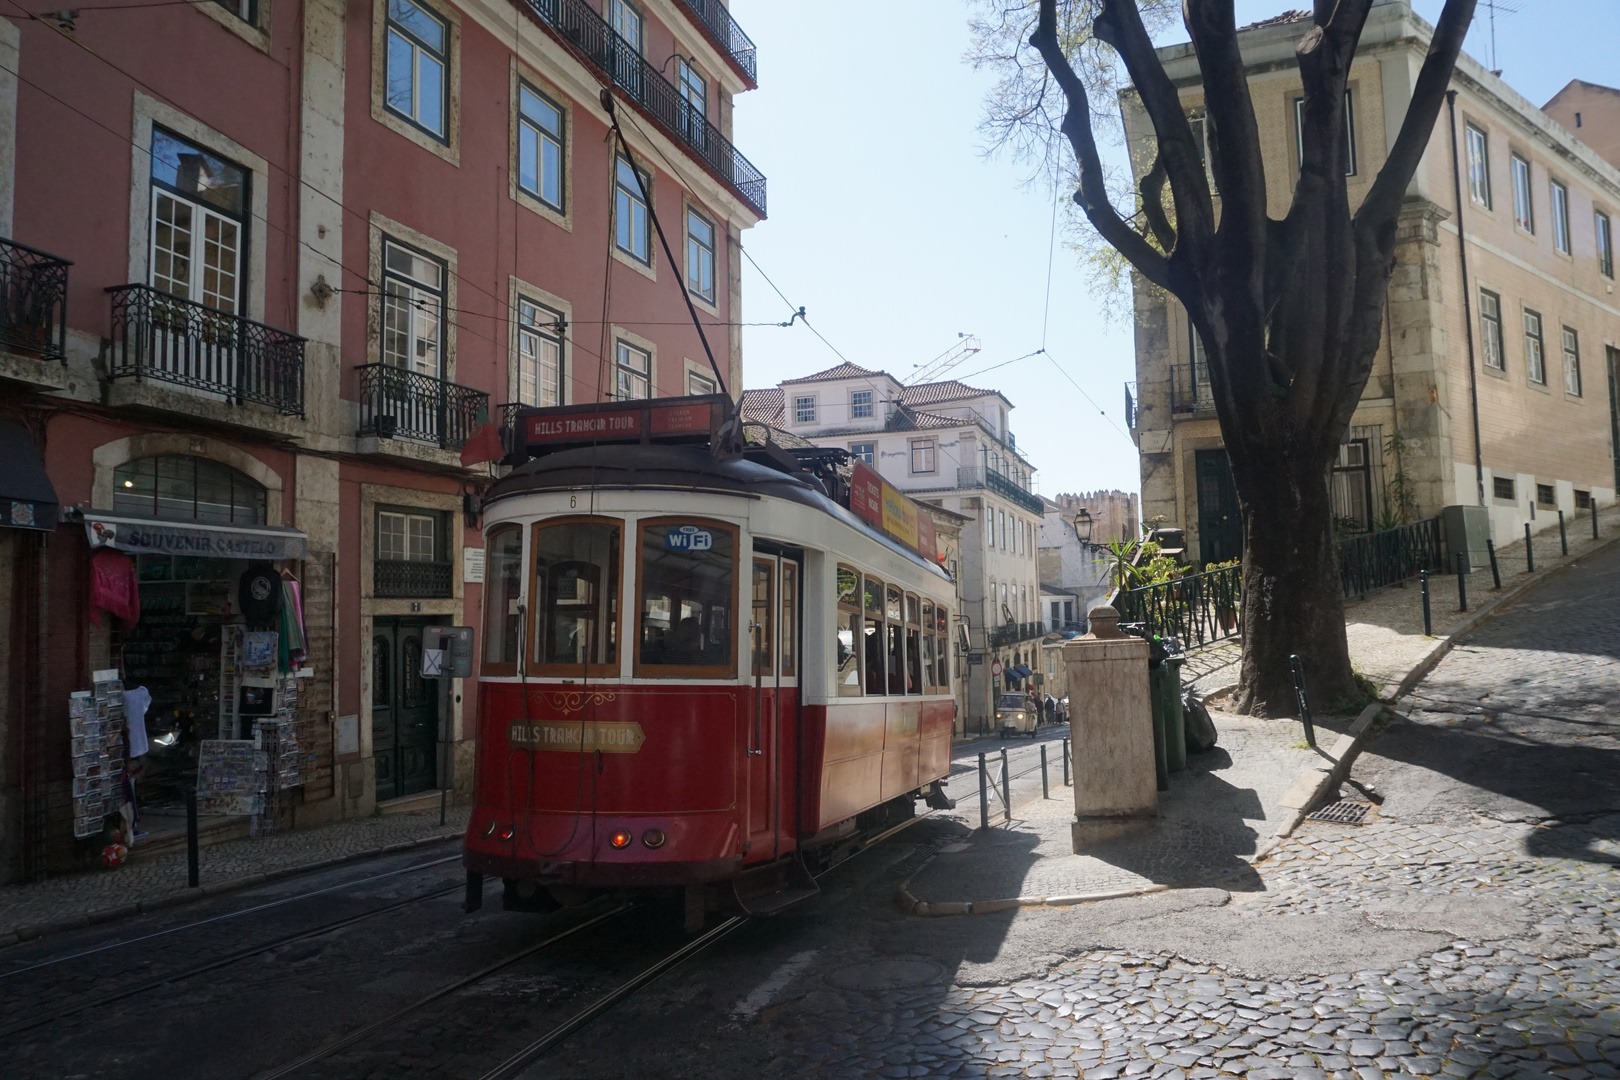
[1030,0,1173,290]
[1355,0,1478,233]
[1181,2,1267,251]
[1137,154,1175,251]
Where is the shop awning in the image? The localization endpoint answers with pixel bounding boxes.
[1011,665,1034,679]
[83,512,307,560]
[0,420,58,532]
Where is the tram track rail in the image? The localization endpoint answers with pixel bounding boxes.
[0,863,472,1039]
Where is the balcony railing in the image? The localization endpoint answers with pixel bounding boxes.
[0,238,70,363]
[106,284,305,416]
[988,621,1048,648]
[672,0,756,83]
[957,465,1046,516]
[523,0,766,217]
[356,363,488,451]
[374,559,453,598]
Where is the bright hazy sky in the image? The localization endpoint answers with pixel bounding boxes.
[727,1,1619,500]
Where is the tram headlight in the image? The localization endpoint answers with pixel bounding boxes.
[641,828,666,849]
[609,830,634,849]
[482,820,499,838]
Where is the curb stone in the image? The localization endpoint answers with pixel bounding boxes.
[0,830,464,948]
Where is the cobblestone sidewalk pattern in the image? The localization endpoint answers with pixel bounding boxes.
[0,807,470,940]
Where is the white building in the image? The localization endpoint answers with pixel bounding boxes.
[741,362,1046,734]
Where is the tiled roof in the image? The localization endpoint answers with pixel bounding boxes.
[899,407,964,430]
[898,379,1002,407]
[739,387,784,424]
[1239,9,1311,31]
[780,361,894,385]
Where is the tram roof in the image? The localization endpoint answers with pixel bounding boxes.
[485,443,950,581]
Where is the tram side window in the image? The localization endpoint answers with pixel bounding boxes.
[905,593,922,694]
[780,562,797,678]
[836,565,862,696]
[482,525,523,673]
[532,520,620,672]
[935,605,950,687]
[751,558,774,677]
[922,601,936,693]
[863,575,885,696]
[885,584,905,696]
[639,521,734,672]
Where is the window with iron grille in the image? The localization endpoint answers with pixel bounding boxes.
[375,506,450,597]
[1493,475,1515,501]
[1537,483,1556,507]
[385,0,449,140]
[1479,290,1504,372]
[1576,490,1592,510]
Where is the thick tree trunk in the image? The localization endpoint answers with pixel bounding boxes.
[1230,452,1357,717]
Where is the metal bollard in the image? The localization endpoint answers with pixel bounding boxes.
[1525,522,1535,573]
[440,787,448,827]
[978,752,988,830]
[1000,749,1011,823]
[1455,551,1468,612]
[186,790,200,889]
[1594,501,1601,540]
[1420,570,1432,636]
[1288,654,1317,749]
[1041,744,1049,799]
[1062,735,1071,786]
[1559,510,1569,556]
[1486,539,1501,589]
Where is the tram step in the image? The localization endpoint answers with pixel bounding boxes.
[732,853,820,917]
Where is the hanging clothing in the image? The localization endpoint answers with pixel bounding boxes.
[123,685,152,758]
[238,562,282,627]
[278,579,306,673]
[89,548,140,628]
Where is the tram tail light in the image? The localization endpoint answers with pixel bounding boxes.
[498,825,515,841]
[641,828,666,849]
[609,830,634,849]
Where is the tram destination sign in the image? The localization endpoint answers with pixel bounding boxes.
[509,720,646,754]
[517,396,723,451]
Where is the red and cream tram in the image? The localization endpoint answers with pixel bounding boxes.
[462,395,957,928]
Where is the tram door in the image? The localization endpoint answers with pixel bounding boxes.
[749,551,799,860]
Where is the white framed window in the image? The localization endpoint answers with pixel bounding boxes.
[1511,153,1533,232]
[794,395,816,424]
[517,298,562,407]
[385,0,448,139]
[149,128,249,314]
[687,369,717,396]
[676,57,706,143]
[378,509,437,562]
[1599,210,1615,278]
[615,339,650,400]
[607,0,641,52]
[685,208,715,304]
[1466,123,1491,208]
[1479,289,1504,372]
[1551,179,1571,255]
[614,155,651,265]
[850,441,874,466]
[910,438,937,475]
[381,239,444,376]
[1293,90,1356,175]
[1563,326,1582,397]
[517,82,564,212]
[851,390,873,419]
[1523,308,1546,385]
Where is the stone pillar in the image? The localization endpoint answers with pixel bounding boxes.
[1064,605,1156,849]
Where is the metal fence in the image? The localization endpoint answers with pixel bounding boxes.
[0,237,70,362]
[356,364,488,450]
[524,0,766,216]
[106,284,305,415]
[672,0,757,81]
[374,559,453,598]
[1115,563,1242,651]
[1338,515,1445,599]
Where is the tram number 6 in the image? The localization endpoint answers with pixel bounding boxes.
[570,494,577,508]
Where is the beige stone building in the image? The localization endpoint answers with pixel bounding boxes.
[1127,3,1620,564]
[1048,490,1140,545]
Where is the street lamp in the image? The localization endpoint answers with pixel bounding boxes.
[1072,508,1093,547]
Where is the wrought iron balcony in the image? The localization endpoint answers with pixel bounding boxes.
[988,621,1049,648]
[106,284,304,415]
[671,0,757,84]
[356,363,489,451]
[374,559,453,598]
[956,465,1046,516]
[523,0,766,217]
[0,238,70,362]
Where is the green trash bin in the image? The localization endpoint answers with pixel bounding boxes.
[1163,656,1187,773]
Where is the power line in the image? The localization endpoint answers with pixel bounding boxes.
[1041,349,1131,442]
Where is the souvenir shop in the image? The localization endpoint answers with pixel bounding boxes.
[76,509,312,848]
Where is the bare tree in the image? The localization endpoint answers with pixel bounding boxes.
[987,0,1476,714]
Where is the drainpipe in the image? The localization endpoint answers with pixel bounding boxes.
[1445,90,1487,507]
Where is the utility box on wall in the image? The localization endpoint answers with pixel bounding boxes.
[1441,505,1491,573]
